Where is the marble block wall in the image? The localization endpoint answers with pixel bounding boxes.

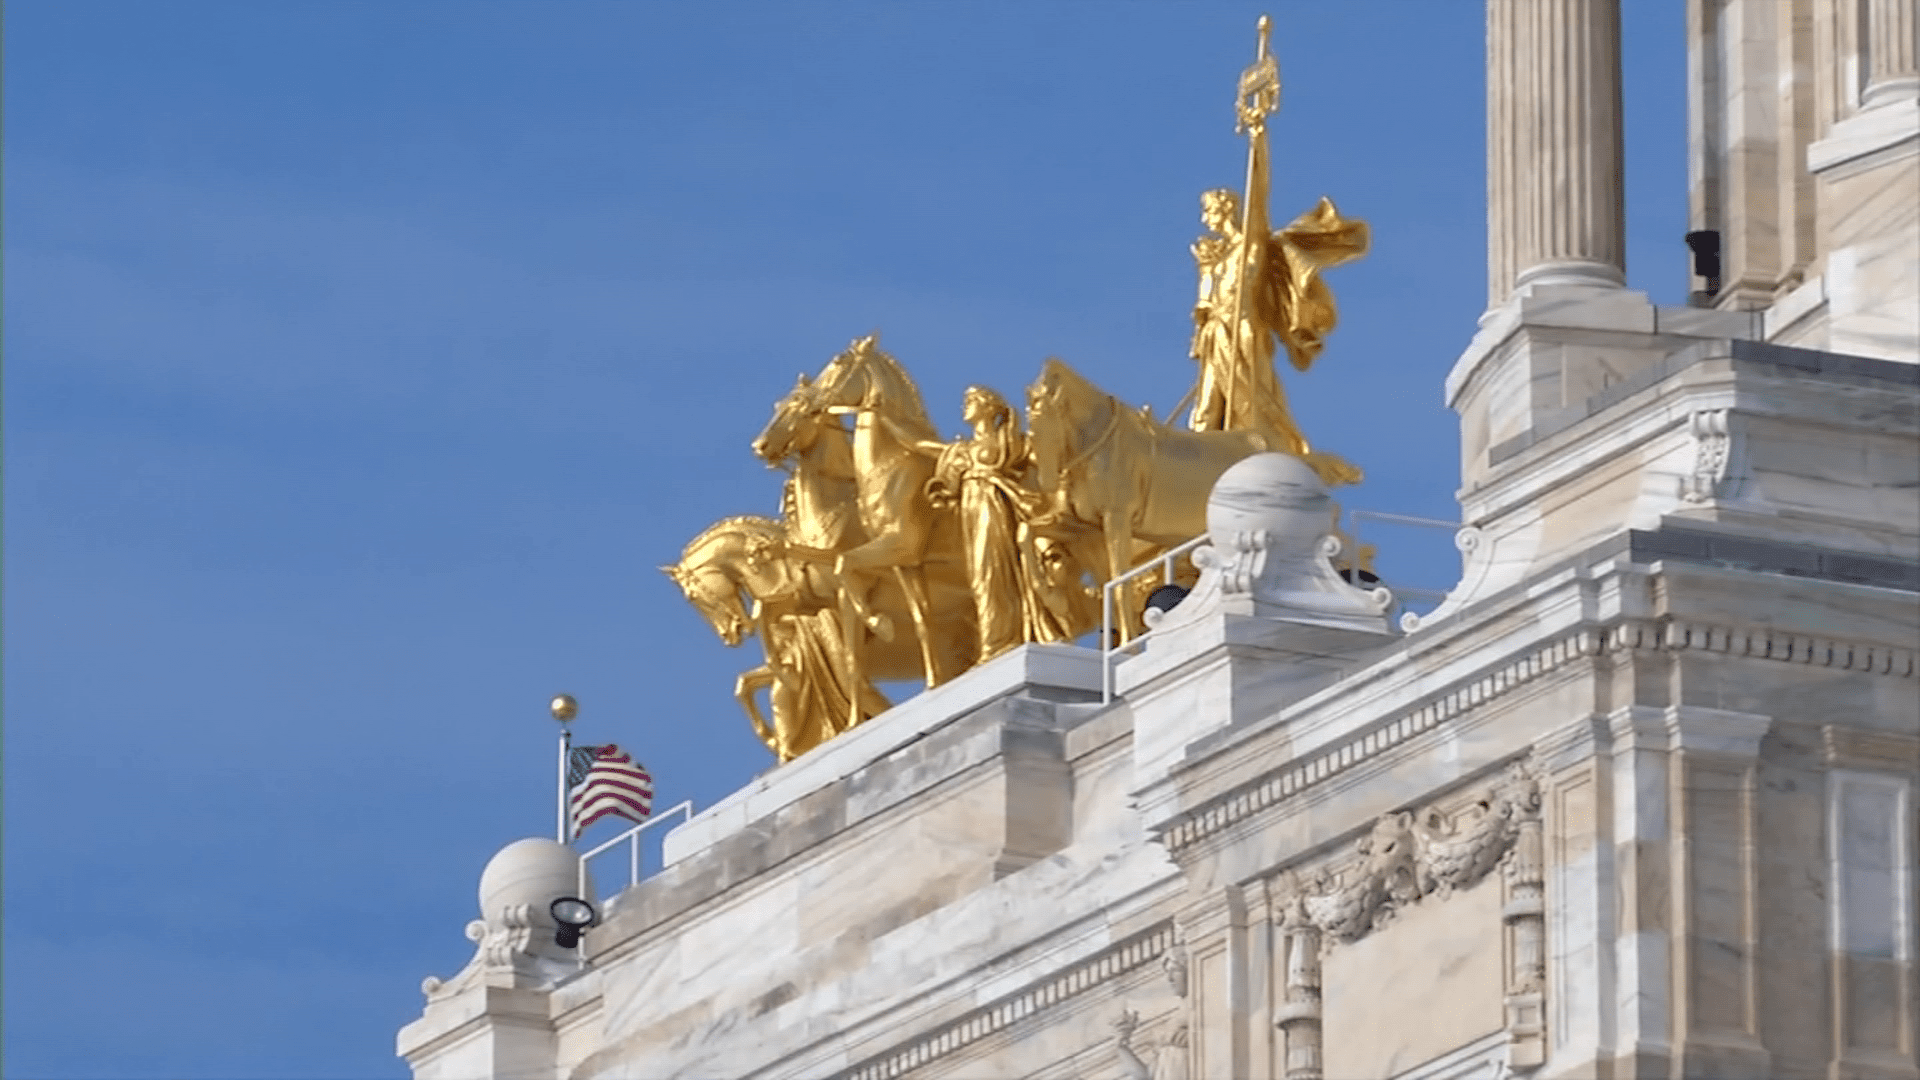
[402,515,1919,1080]
[1811,102,1920,363]
[1441,338,1920,619]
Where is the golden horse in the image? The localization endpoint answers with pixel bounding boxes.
[665,514,974,762]
[752,336,975,720]
[1026,357,1275,610]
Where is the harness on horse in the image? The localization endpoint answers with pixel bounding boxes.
[1054,395,1125,481]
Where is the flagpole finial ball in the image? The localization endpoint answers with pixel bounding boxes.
[550,694,578,724]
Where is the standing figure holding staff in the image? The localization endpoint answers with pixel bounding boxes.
[1185,17,1369,486]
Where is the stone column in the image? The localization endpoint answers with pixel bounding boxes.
[1487,0,1627,297]
[1485,0,1525,306]
[1864,0,1920,107]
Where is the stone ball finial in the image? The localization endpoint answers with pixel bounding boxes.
[1205,453,1331,560]
[478,838,589,928]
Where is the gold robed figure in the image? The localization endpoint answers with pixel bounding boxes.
[1185,18,1368,486]
[892,385,1088,664]
[665,516,904,762]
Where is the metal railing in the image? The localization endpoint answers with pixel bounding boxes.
[577,799,694,901]
[1345,510,1460,626]
[1100,535,1207,703]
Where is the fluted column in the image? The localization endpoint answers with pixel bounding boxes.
[1486,0,1525,306]
[1864,0,1919,106]
[1488,0,1627,297]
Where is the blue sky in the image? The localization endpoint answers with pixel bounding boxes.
[4,4,1686,1076]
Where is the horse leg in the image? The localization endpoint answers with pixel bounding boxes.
[1103,508,1140,645]
[891,565,943,688]
[836,520,930,639]
[834,547,895,642]
[734,665,779,756]
[834,587,875,734]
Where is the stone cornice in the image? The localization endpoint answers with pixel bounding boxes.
[1823,724,1920,772]
[1614,618,1918,676]
[1158,630,1600,858]
[830,921,1174,1080]
[1156,616,1915,860]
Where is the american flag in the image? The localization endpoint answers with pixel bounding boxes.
[569,744,654,833]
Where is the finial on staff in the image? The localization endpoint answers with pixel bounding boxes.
[1237,15,1281,136]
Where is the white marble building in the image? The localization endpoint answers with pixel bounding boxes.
[399,2,1919,1077]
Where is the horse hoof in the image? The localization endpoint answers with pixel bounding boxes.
[868,614,895,641]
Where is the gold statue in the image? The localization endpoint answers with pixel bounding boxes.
[665,514,972,762]
[1184,17,1369,482]
[888,385,1090,663]
[665,517,877,761]
[667,17,1377,761]
[1026,357,1269,636]
[754,335,980,726]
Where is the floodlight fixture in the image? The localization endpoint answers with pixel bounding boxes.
[551,896,598,949]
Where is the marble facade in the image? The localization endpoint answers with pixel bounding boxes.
[400,2,1919,1077]
[1687,0,1919,361]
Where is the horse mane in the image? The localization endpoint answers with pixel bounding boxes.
[679,514,784,563]
[835,337,937,438]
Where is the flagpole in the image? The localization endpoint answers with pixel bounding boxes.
[551,694,578,844]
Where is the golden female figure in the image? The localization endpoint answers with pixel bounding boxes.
[897,385,1080,663]
[1186,18,1369,478]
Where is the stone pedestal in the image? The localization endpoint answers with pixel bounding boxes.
[1119,454,1397,802]
[398,838,591,1079]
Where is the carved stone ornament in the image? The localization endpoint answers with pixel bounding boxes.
[1162,930,1191,998]
[1399,525,1488,634]
[1112,1008,1192,1080]
[1680,407,1731,503]
[423,903,580,1001]
[1153,454,1395,639]
[1273,757,1542,945]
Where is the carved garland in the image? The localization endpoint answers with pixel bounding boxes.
[1268,757,1545,1080]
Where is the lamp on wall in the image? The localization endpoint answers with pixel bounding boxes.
[551,896,598,949]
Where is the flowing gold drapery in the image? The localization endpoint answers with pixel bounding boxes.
[1186,17,1368,465]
